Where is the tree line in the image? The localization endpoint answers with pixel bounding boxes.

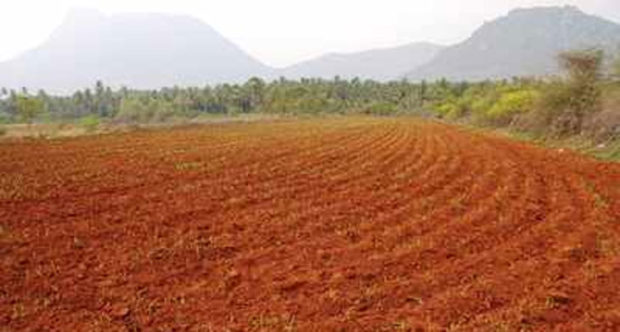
[0,77,460,122]
[1,49,619,140]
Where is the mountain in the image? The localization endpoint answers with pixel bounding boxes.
[3,6,620,93]
[0,9,272,93]
[407,6,620,82]
[280,42,444,81]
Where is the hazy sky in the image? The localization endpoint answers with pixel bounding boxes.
[1,0,619,67]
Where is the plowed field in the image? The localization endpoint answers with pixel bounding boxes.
[1,118,619,331]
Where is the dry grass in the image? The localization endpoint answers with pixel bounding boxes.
[0,114,283,141]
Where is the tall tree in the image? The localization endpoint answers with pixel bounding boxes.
[17,95,44,125]
[558,49,603,132]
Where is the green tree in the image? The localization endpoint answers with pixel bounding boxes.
[94,80,112,117]
[116,97,150,123]
[244,77,266,111]
[555,49,603,134]
[487,89,538,125]
[16,95,44,124]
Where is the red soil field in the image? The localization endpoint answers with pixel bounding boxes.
[1,118,619,331]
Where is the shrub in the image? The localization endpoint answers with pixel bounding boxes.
[80,115,100,132]
[0,113,10,125]
[486,90,538,126]
[467,89,501,125]
[366,102,398,116]
[554,50,603,134]
[433,97,470,120]
[116,97,152,123]
[583,108,620,142]
[582,88,620,141]
[433,101,456,118]
[0,126,6,137]
[295,97,329,115]
[470,95,496,115]
[16,95,44,124]
[151,99,178,122]
[524,50,604,136]
[523,81,569,134]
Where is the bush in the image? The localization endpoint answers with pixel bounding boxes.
[0,126,6,137]
[583,108,620,142]
[0,112,10,124]
[554,50,603,134]
[116,97,154,123]
[151,99,178,122]
[522,50,604,136]
[80,115,100,132]
[486,90,538,126]
[434,101,456,118]
[16,95,44,124]
[522,82,569,134]
[366,102,398,116]
[469,97,492,116]
[582,88,620,141]
[295,97,329,115]
[432,91,476,120]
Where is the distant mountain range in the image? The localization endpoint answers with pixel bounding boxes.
[281,42,444,81]
[0,6,619,93]
[0,9,273,93]
[406,6,620,81]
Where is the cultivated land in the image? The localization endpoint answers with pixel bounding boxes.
[1,117,619,331]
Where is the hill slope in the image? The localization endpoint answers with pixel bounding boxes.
[0,9,272,93]
[281,42,443,81]
[407,6,620,81]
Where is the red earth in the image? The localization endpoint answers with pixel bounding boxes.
[1,118,619,331]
